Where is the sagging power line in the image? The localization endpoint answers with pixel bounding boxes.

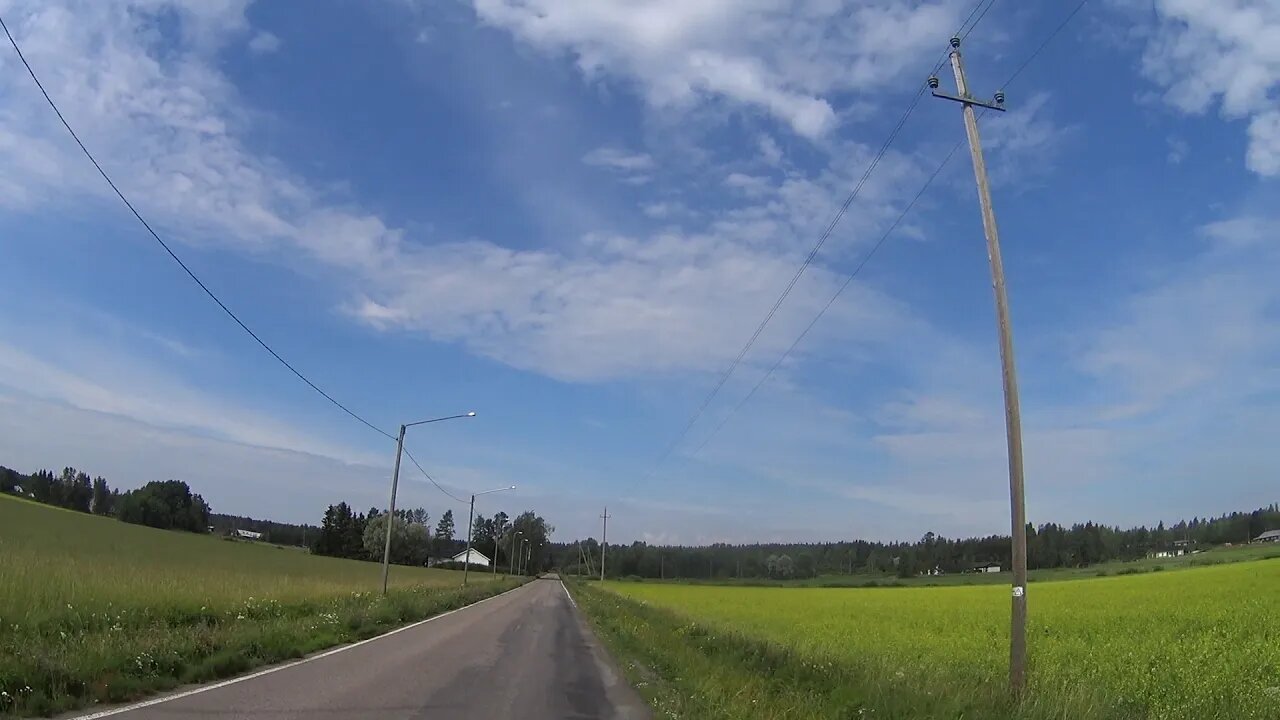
[1,13,474,508]
[687,0,1092,458]
[645,0,1000,473]
[0,13,393,443]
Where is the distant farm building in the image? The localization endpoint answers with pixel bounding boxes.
[971,562,1001,573]
[1255,530,1280,543]
[235,529,263,540]
[1148,549,1185,559]
[451,549,491,567]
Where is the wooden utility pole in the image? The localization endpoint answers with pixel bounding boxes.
[930,35,1029,695]
[600,507,610,582]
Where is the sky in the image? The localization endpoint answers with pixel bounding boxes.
[0,0,1277,545]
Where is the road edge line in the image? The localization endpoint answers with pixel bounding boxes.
[64,581,531,719]
[560,579,578,608]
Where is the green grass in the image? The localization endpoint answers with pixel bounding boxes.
[0,494,521,717]
[571,557,1280,720]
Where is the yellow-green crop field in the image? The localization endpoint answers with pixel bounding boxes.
[589,559,1280,719]
[0,495,516,717]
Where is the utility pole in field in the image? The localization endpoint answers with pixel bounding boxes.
[600,507,610,582]
[930,35,1029,695]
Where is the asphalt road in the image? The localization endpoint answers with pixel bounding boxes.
[69,576,649,720]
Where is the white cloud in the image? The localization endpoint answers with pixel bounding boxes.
[1,0,937,383]
[641,200,684,219]
[757,134,784,166]
[247,30,281,55]
[582,146,655,171]
[1077,216,1280,419]
[346,230,916,382]
[0,339,379,465]
[1166,135,1189,164]
[470,0,965,138]
[0,395,492,525]
[1138,0,1280,175]
[1246,110,1280,176]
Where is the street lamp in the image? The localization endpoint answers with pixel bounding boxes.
[508,531,523,577]
[381,412,476,594]
[519,538,529,575]
[463,485,516,586]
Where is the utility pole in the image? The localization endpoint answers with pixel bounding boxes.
[930,35,1028,695]
[492,522,503,581]
[509,532,521,576]
[600,506,610,582]
[463,494,476,587]
[380,424,407,595]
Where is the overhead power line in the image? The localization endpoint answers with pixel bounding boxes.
[691,138,967,457]
[3,13,527,507]
[650,84,931,469]
[402,448,465,504]
[648,0,994,471]
[688,0,1093,455]
[961,0,1000,41]
[1003,0,1089,88]
[1,13,393,442]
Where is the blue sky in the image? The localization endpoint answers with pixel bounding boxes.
[1,0,1277,544]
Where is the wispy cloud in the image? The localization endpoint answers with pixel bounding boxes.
[1136,0,1280,175]
[0,0,933,384]
[470,0,968,138]
[247,31,281,55]
[582,146,654,172]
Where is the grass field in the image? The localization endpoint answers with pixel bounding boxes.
[572,557,1280,719]
[0,494,518,717]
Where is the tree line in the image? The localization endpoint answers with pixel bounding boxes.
[2,464,556,572]
[310,501,555,572]
[552,504,1280,581]
[3,465,210,533]
[209,513,318,547]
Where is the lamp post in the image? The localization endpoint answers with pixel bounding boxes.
[381,412,476,594]
[508,531,523,577]
[463,485,516,586]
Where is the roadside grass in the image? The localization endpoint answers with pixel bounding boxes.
[0,495,521,717]
[570,557,1280,720]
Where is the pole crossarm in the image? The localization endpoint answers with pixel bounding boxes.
[930,89,1007,112]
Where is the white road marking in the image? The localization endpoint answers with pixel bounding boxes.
[65,582,529,719]
[560,580,577,608]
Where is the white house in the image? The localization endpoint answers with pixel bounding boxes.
[1255,530,1280,544]
[235,529,263,540]
[973,562,1002,573]
[451,549,491,567]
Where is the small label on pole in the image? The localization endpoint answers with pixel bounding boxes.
[1012,585,1025,598]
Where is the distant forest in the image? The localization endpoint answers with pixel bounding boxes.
[5,464,1276,581]
[552,503,1280,581]
[1,464,552,571]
